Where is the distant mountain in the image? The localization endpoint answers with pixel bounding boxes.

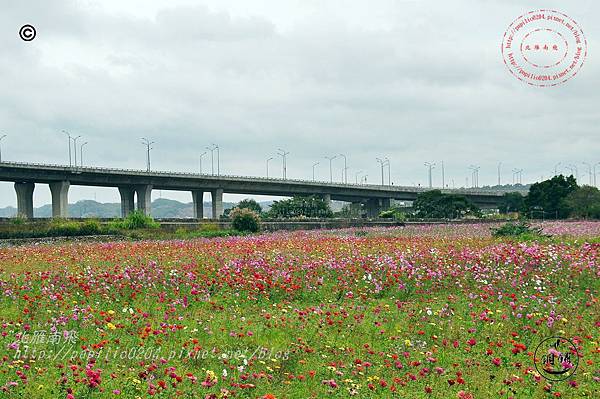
[0,198,277,218]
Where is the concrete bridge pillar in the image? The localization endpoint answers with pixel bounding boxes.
[365,198,381,218]
[350,202,362,217]
[191,190,204,219]
[135,185,152,216]
[118,186,135,217]
[14,182,34,219]
[321,193,331,208]
[381,198,391,211]
[49,181,70,218]
[211,188,223,219]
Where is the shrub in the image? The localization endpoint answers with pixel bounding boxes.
[109,211,160,230]
[379,209,407,222]
[47,220,81,237]
[11,215,27,225]
[230,208,260,233]
[492,221,546,238]
[79,219,102,235]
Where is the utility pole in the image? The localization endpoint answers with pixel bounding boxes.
[325,155,337,183]
[278,148,289,179]
[594,162,600,187]
[312,161,319,181]
[424,162,436,188]
[141,137,155,172]
[266,157,273,178]
[554,162,561,176]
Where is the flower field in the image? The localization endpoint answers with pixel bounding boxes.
[0,223,599,398]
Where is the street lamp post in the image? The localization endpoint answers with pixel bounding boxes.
[266,157,273,178]
[199,152,206,174]
[554,162,562,176]
[0,134,6,163]
[312,161,319,181]
[325,155,337,183]
[569,164,579,182]
[72,135,82,167]
[497,162,502,186]
[469,165,480,188]
[205,145,215,175]
[80,142,88,167]
[376,158,386,186]
[355,170,363,185]
[424,162,436,188]
[213,144,220,176]
[141,137,155,172]
[62,130,73,167]
[385,158,391,185]
[582,162,593,185]
[277,149,289,179]
[338,154,348,184]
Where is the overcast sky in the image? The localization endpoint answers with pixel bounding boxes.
[0,0,598,206]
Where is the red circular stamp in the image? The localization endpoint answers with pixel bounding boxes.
[501,10,587,87]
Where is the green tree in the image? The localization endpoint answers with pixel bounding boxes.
[230,208,261,232]
[267,196,333,218]
[499,192,525,214]
[224,198,263,217]
[237,199,262,214]
[563,186,600,219]
[413,190,480,219]
[524,175,578,219]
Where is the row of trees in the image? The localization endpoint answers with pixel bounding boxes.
[226,174,600,223]
[225,196,333,219]
[501,175,600,219]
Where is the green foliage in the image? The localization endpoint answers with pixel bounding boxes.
[174,227,237,239]
[563,185,600,219]
[492,221,546,239]
[499,192,525,214]
[230,207,261,232]
[413,190,480,219]
[44,218,102,237]
[524,174,578,219]
[109,211,160,230]
[378,208,406,222]
[237,199,262,214]
[11,215,27,225]
[267,196,333,218]
[224,198,263,217]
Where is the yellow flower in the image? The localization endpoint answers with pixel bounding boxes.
[106,322,117,330]
[108,310,115,315]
